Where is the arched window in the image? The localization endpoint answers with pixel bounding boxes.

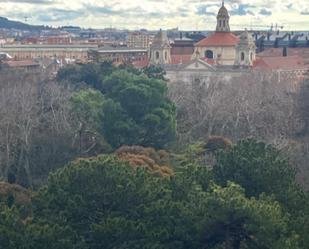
[241,52,245,61]
[155,51,159,60]
[165,51,167,61]
[205,50,214,59]
[250,52,253,61]
[219,20,222,27]
[223,20,226,27]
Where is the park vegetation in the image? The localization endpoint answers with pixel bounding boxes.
[0,63,308,248]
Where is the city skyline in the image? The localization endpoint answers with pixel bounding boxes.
[0,0,308,30]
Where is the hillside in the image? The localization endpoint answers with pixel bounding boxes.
[0,16,48,31]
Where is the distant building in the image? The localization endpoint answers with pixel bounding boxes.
[46,36,72,44]
[127,32,152,48]
[96,46,148,65]
[162,1,307,86]
[254,31,309,52]
[0,44,96,63]
[170,35,195,64]
[193,2,241,66]
[253,47,308,82]
[257,47,309,65]
[186,32,206,43]
[150,1,256,68]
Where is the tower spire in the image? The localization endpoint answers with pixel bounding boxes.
[216,1,230,32]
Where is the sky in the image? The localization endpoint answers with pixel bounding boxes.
[0,0,308,30]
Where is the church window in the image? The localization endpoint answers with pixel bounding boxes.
[155,51,159,60]
[223,20,226,27]
[165,51,167,61]
[219,20,222,27]
[205,50,214,59]
[250,52,253,61]
[241,52,245,61]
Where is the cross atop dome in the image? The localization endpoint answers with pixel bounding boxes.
[216,0,230,32]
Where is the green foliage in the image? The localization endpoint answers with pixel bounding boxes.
[101,99,140,146]
[213,139,297,200]
[142,65,166,80]
[212,138,309,248]
[33,156,184,248]
[0,206,28,249]
[58,63,176,149]
[199,183,299,249]
[70,89,105,132]
[101,70,176,148]
[56,64,103,90]
[69,88,111,156]
[28,155,298,249]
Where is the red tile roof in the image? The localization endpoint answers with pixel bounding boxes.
[258,48,309,64]
[253,55,307,70]
[171,54,192,64]
[195,32,239,47]
[132,58,150,68]
[258,48,309,57]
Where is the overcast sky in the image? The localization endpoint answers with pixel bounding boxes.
[0,0,308,30]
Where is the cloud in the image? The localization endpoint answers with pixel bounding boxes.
[0,0,56,4]
[36,8,83,22]
[230,4,254,16]
[83,4,123,16]
[196,4,217,16]
[0,0,307,30]
[259,8,272,16]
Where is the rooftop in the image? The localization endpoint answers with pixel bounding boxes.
[253,55,307,70]
[0,44,98,51]
[195,32,239,47]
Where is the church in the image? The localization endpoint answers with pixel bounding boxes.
[149,1,256,68]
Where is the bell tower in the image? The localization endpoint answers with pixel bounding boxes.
[150,29,171,65]
[216,1,230,32]
[235,30,256,67]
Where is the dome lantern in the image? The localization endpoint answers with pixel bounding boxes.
[216,1,230,32]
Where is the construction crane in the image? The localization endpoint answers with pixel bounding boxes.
[232,23,284,32]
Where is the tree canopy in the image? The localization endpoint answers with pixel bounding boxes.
[57,63,176,149]
[0,151,301,249]
[1,63,308,249]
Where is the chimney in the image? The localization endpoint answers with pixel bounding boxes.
[283,46,287,57]
[267,32,270,41]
